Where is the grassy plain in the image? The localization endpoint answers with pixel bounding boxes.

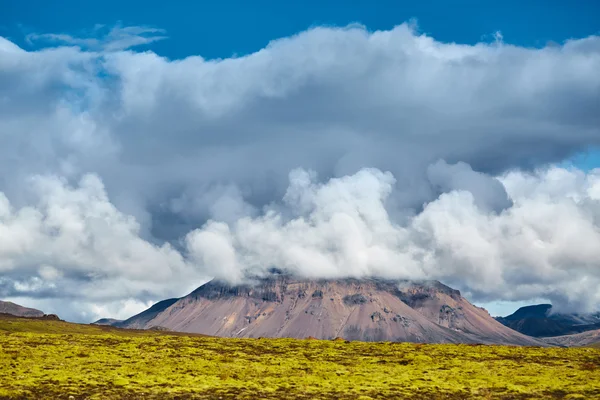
[0,315,599,399]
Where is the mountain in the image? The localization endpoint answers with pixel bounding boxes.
[120,275,544,346]
[541,329,600,347]
[495,304,600,337]
[92,318,123,326]
[0,300,44,318]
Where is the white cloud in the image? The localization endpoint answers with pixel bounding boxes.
[414,166,600,312]
[0,174,205,321]
[1,23,600,320]
[187,166,600,313]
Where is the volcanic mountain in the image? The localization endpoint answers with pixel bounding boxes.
[119,275,543,346]
[495,304,600,337]
[0,300,44,318]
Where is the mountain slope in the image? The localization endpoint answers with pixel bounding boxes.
[117,298,179,329]
[541,329,600,347]
[120,276,544,346]
[395,281,542,346]
[0,300,44,318]
[496,304,600,337]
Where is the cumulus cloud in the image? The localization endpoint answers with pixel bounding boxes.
[1,22,600,320]
[415,166,600,312]
[0,174,204,321]
[185,166,600,313]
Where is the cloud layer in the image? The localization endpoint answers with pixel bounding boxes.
[1,23,599,320]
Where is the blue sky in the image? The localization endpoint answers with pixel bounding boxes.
[567,148,600,171]
[2,0,600,60]
[1,1,600,321]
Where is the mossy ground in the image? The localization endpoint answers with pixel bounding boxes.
[0,316,599,399]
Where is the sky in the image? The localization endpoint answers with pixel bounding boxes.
[2,0,600,59]
[0,1,599,321]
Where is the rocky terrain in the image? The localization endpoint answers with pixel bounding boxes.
[120,274,544,346]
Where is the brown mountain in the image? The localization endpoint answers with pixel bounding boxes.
[120,275,544,346]
[0,300,44,318]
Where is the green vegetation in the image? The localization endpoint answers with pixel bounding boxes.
[1,316,599,399]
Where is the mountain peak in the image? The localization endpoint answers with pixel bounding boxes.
[120,277,543,346]
[503,304,553,320]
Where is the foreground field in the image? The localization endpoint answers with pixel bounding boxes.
[0,316,599,399]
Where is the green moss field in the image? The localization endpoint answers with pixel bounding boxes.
[1,316,599,399]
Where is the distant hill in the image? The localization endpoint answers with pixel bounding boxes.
[0,300,44,318]
[92,318,123,326]
[541,328,600,347]
[495,304,600,337]
[119,274,544,346]
[0,312,206,337]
